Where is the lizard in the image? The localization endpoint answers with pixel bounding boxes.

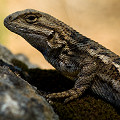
[4,9,120,107]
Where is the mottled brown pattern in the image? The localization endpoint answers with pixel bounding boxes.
[4,9,120,107]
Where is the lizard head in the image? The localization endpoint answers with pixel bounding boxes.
[4,9,68,56]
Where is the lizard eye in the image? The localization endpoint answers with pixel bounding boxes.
[25,15,38,23]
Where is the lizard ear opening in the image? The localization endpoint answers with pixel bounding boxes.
[25,15,38,23]
[48,31,55,40]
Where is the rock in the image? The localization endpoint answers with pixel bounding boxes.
[0,65,59,120]
[0,44,14,64]
[0,44,59,120]
[1,44,120,120]
[15,53,38,69]
[0,44,38,69]
[28,69,120,120]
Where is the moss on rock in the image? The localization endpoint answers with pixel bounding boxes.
[27,68,120,120]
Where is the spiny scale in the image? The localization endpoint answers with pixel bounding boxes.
[4,9,120,107]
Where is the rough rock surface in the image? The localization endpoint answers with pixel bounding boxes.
[0,44,120,120]
[0,44,14,64]
[0,44,59,120]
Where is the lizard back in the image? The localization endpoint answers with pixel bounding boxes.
[4,9,120,107]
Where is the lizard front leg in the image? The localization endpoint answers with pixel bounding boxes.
[46,63,96,103]
[46,75,95,103]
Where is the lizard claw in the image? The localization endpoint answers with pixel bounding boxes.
[46,98,54,104]
[46,88,82,103]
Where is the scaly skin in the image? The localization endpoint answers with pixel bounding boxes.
[4,9,120,106]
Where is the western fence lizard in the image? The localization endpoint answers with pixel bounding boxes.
[4,9,120,106]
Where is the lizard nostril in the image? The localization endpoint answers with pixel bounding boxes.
[8,16,12,21]
[4,15,13,27]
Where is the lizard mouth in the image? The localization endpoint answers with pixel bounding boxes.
[4,19,26,35]
[4,18,55,41]
[4,21,45,36]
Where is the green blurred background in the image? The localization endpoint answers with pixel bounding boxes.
[1,0,120,69]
